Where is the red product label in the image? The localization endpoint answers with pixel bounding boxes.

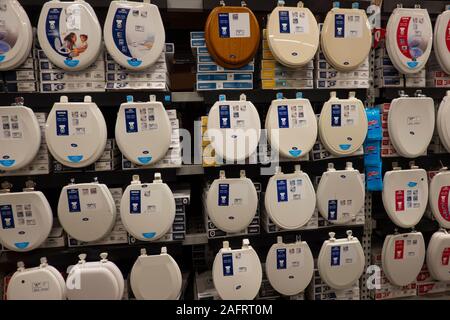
[395,190,405,211]
[442,248,450,265]
[446,19,450,52]
[397,17,412,58]
[438,186,450,221]
[394,240,404,260]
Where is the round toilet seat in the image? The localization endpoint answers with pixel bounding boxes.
[265,237,314,296]
[212,239,262,300]
[437,92,450,153]
[130,247,182,300]
[317,231,365,290]
[57,182,116,242]
[0,0,33,71]
[37,0,102,71]
[433,9,450,75]
[429,169,450,229]
[115,95,171,166]
[120,174,175,241]
[0,105,41,171]
[381,232,425,287]
[266,2,319,68]
[426,230,450,282]
[264,166,315,230]
[265,94,317,159]
[104,0,165,70]
[0,190,53,252]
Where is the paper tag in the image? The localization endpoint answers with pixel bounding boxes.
[222,253,234,276]
[67,189,81,213]
[394,239,404,259]
[341,244,356,265]
[331,245,341,266]
[278,10,309,34]
[218,12,250,38]
[0,204,14,229]
[438,186,450,221]
[0,114,23,140]
[235,250,249,273]
[396,15,430,62]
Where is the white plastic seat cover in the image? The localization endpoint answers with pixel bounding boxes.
[264,165,315,230]
[429,168,450,229]
[45,96,107,168]
[207,94,261,162]
[433,8,450,75]
[7,258,66,300]
[115,95,171,166]
[382,166,428,228]
[316,162,365,225]
[386,6,432,74]
[317,230,365,290]
[265,236,313,296]
[319,91,368,156]
[212,239,262,300]
[381,232,425,287]
[426,230,450,282]
[0,0,33,71]
[104,0,165,70]
[267,1,319,67]
[320,2,371,71]
[57,181,116,242]
[130,247,182,300]
[0,188,53,252]
[206,170,257,233]
[120,173,175,241]
[437,92,450,154]
[0,103,41,171]
[37,0,102,71]
[265,93,317,158]
[66,253,124,300]
[388,94,434,158]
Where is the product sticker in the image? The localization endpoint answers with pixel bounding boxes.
[65,4,81,30]
[276,248,287,269]
[396,15,430,67]
[125,108,138,133]
[56,108,89,137]
[67,188,81,213]
[328,199,338,220]
[141,188,162,215]
[405,188,420,210]
[219,105,231,129]
[341,244,356,265]
[229,182,248,206]
[139,107,158,131]
[288,245,304,268]
[278,10,309,34]
[31,281,50,293]
[446,19,450,52]
[442,247,450,266]
[394,239,404,259]
[222,253,234,276]
[1,114,22,140]
[331,245,341,266]
[218,183,229,206]
[277,105,290,128]
[405,237,419,258]
[335,13,363,38]
[276,179,288,202]
[395,190,405,211]
[406,115,421,126]
[0,204,14,229]
[234,251,249,273]
[56,110,69,136]
[218,12,250,38]
[278,104,308,129]
[438,186,450,221]
[331,104,341,127]
[129,189,141,214]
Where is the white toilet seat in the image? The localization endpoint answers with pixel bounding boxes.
[382,166,427,228]
[130,247,182,300]
[319,91,368,156]
[120,173,175,241]
[37,0,102,71]
[316,162,365,225]
[212,239,262,300]
[57,182,116,242]
[265,93,317,159]
[0,0,33,71]
[429,168,450,229]
[206,170,258,233]
[0,105,41,171]
[115,95,171,166]
[104,0,165,70]
[0,189,53,252]
[265,236,313,296]
[267,1,319,68]
[207,94,261,162]
[437,92,450,154]
[264,165,315,230]
[317,230,365,290]
[45,96,107,168]
[381,232,425,287]
[426,230,450,282]
[433,8,450,75]
[385,6,432,74]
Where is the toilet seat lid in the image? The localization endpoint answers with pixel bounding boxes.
[0,106,41,171]
[115,95,171,166]
[382,168,428,228]
[0,191,53,252]
[45,96,107,168]
[37,0,102,71]
[437,93,450,154]
[429,169,450,229]
[57,182,116,242]
[104,0,165,70]
[433,10,450,75]
[130,247,182,300]
[265,237,314,296]
[426,230,450,282]
[381,232,425,287]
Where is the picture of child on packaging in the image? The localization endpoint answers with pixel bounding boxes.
[63,32,88,57]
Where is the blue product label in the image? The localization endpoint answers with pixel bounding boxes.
[222,253,234,276]
[218,13,230,38]
[328,200,338,220]
[276,248,287,269]
[0,55,5,62]
[0,205,14,229]
[331,246,341,266]
[218,184,229,206]
[56,110,69,136]
[219,105,231,128]
[67,189,81,213]
[277,105,290,128]
[279,10,290,33]
[276,179,288,202]
[334,14,345,38]
[112,8,142,66]
[130,190,141,214]
[0,159,15,167]
[125,108,138,133]
[331,104,341,127]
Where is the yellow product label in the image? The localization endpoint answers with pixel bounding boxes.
[261,69,275,79]
[262,49,274,60]
[261,60,277,70]
[262,39,270,50]
[262,28,267,40]
[201,116,208,126]
[261,79,276,89]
